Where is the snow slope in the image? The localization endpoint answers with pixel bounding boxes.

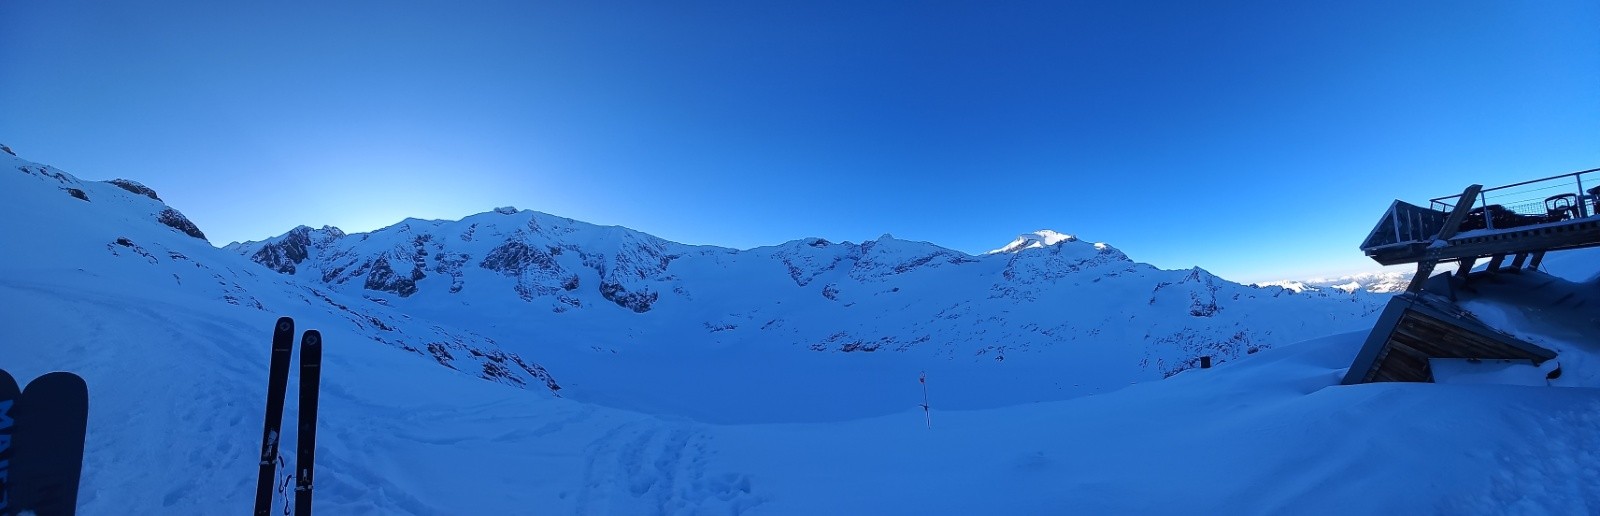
[5,145,1598,514]
[0,152,561,390]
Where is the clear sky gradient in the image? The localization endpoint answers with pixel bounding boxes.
[2,1,1596,283]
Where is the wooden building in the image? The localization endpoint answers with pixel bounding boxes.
[1341,292,1555,385]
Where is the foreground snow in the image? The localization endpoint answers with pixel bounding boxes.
[9,278,1598,514]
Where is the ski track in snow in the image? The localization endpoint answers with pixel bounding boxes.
[575,420,764,516]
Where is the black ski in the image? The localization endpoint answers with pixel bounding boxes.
[294,330,323,516]
[0,369,18,516]
[254,317,296,516]
[9,371,90,516]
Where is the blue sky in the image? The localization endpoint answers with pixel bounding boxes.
[1,1,1595,282]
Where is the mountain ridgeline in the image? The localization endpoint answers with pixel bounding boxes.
[228,210,1389,379]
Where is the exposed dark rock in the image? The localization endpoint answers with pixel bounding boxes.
[509,353,561,392]
[470,347,562,392]
[0,143,13,156]
[840,340,879,352]
[599,280,657,313]
[363,256,420,297]
[494,206,519,215]
[158,208,207,240]
[426,342,457,368]
[107,237,157,263]
[481,240,559,275]
[410,235,431,280]
[64,188,88,201]
[433,252,470,293]
[107,179,160,200]
[249,226,349,274]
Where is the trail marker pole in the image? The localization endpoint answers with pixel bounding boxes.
[919,372,931,429]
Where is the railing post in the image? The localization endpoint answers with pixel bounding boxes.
[1578,174,1588,218]
[1393,208,1402,243]
[1481,191,1493,229]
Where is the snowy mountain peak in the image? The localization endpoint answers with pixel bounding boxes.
[988,229,1077,254]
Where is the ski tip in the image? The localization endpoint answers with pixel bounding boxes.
[275,317,294,332]
[302,330,321,347]
[23,371,88,398]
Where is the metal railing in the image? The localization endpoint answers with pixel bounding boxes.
[1429,167,1600,232]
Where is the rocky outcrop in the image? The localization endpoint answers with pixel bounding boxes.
[481,240,560,275]
[248,225,345,274]
[107,179,160,200]
[599,280,658,313]
[481,238,567,301]
[158,208,206,240]
[362,256,422,297]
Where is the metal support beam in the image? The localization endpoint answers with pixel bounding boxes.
[1454,258,1476,288]
[1487,253,1506,272]
[1405,260,1437,293]
[1435,184,1484,241]
[1510,252,1530,270]
[1529,250,1548,270]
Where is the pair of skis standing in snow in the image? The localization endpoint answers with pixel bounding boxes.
[0,315,322,516]
[255,316,322,516]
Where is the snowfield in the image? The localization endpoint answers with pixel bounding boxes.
[2,146,1597,514]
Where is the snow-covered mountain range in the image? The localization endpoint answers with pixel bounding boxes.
[1259,270,1413,294]
[220,207,1390,416]
[7,143,1597,514]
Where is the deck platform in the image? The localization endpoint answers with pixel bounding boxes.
[1360,168,1600,291]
